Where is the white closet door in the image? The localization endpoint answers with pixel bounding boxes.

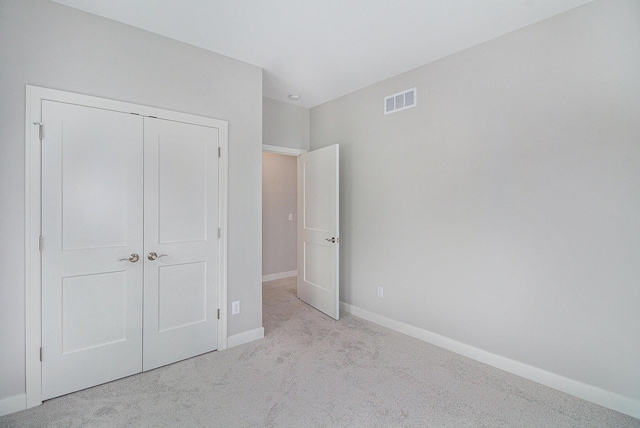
[143,117,219,370]
[41,101,144,400]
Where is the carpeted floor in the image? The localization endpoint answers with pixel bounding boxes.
[2,277,638,427]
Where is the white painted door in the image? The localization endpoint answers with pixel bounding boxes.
[41,101,144,399]
[142,118,219,370]
[41,103,220,398]
[297,145,340,319]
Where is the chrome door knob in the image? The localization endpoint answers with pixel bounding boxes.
[147,252,168,261]
[119,253,139,263]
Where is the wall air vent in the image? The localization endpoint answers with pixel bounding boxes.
[384,87,417,115]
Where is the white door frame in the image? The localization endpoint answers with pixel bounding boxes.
[25,85,229,409]
[262,144,307,157]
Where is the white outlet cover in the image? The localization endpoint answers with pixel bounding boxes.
[232,301,240,315]
[377,287,384,298]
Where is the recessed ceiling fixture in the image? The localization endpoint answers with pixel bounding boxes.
[288,94,300,101]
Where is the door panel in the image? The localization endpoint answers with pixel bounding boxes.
[61,272,128,353]
[157,134,209,243]
[302,154,333,231]
[297,145,339,319]
[157,262,207,332]
[60,121,130,250]
[41,101,144,400]
[143,117,219,371]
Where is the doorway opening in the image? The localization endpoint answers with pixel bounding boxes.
[261,146,305,326]
[261,144,340,320]
[262,151,299,283]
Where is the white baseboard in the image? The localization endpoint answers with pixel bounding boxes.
[227,327,265,349]
[0,393,26,417]
[262,270,297,282]
[340,302,640,420]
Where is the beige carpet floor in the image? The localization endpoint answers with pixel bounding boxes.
[1,277,638,427]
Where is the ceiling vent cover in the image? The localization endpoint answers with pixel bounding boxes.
[384,87,417,115]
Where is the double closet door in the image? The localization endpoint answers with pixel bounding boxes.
[41,101,220,400]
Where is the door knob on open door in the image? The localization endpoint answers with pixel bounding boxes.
[119,254,139,263]
[147,252,168,261]
[325,237,339,243]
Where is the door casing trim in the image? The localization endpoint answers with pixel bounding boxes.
[25,85,229,409]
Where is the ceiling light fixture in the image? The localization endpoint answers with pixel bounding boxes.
[288,94,300,101]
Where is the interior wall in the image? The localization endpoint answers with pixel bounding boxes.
[263,97,310,151]
[0,0,262,404]
[262,153,298,277]
[310,0,640,404]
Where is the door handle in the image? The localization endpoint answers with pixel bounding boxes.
[325,237,340,243]
[147,252,168,261]
[119,253,139,263]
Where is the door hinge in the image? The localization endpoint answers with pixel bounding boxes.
[33,122,43,140]
[40,347,43,362]
[218,228,221,239]
[39,236,43,251]
[217,309,220,320]
[218,147,221,158]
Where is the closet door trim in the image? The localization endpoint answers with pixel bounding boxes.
[25,85,228,409]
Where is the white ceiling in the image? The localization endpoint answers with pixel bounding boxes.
[51,0,593,108]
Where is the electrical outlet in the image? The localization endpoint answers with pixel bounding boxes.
[232,301,240,315]
[377,286,384,298]
[288,213,293,221]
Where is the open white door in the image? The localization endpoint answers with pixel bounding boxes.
[297,144,339,319]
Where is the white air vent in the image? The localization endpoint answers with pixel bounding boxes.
[384,87,417,115]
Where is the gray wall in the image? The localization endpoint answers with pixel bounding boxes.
[311,0,640,402]
[0,0,262,402]
[262,153,297,276]
[263,97,310,151]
